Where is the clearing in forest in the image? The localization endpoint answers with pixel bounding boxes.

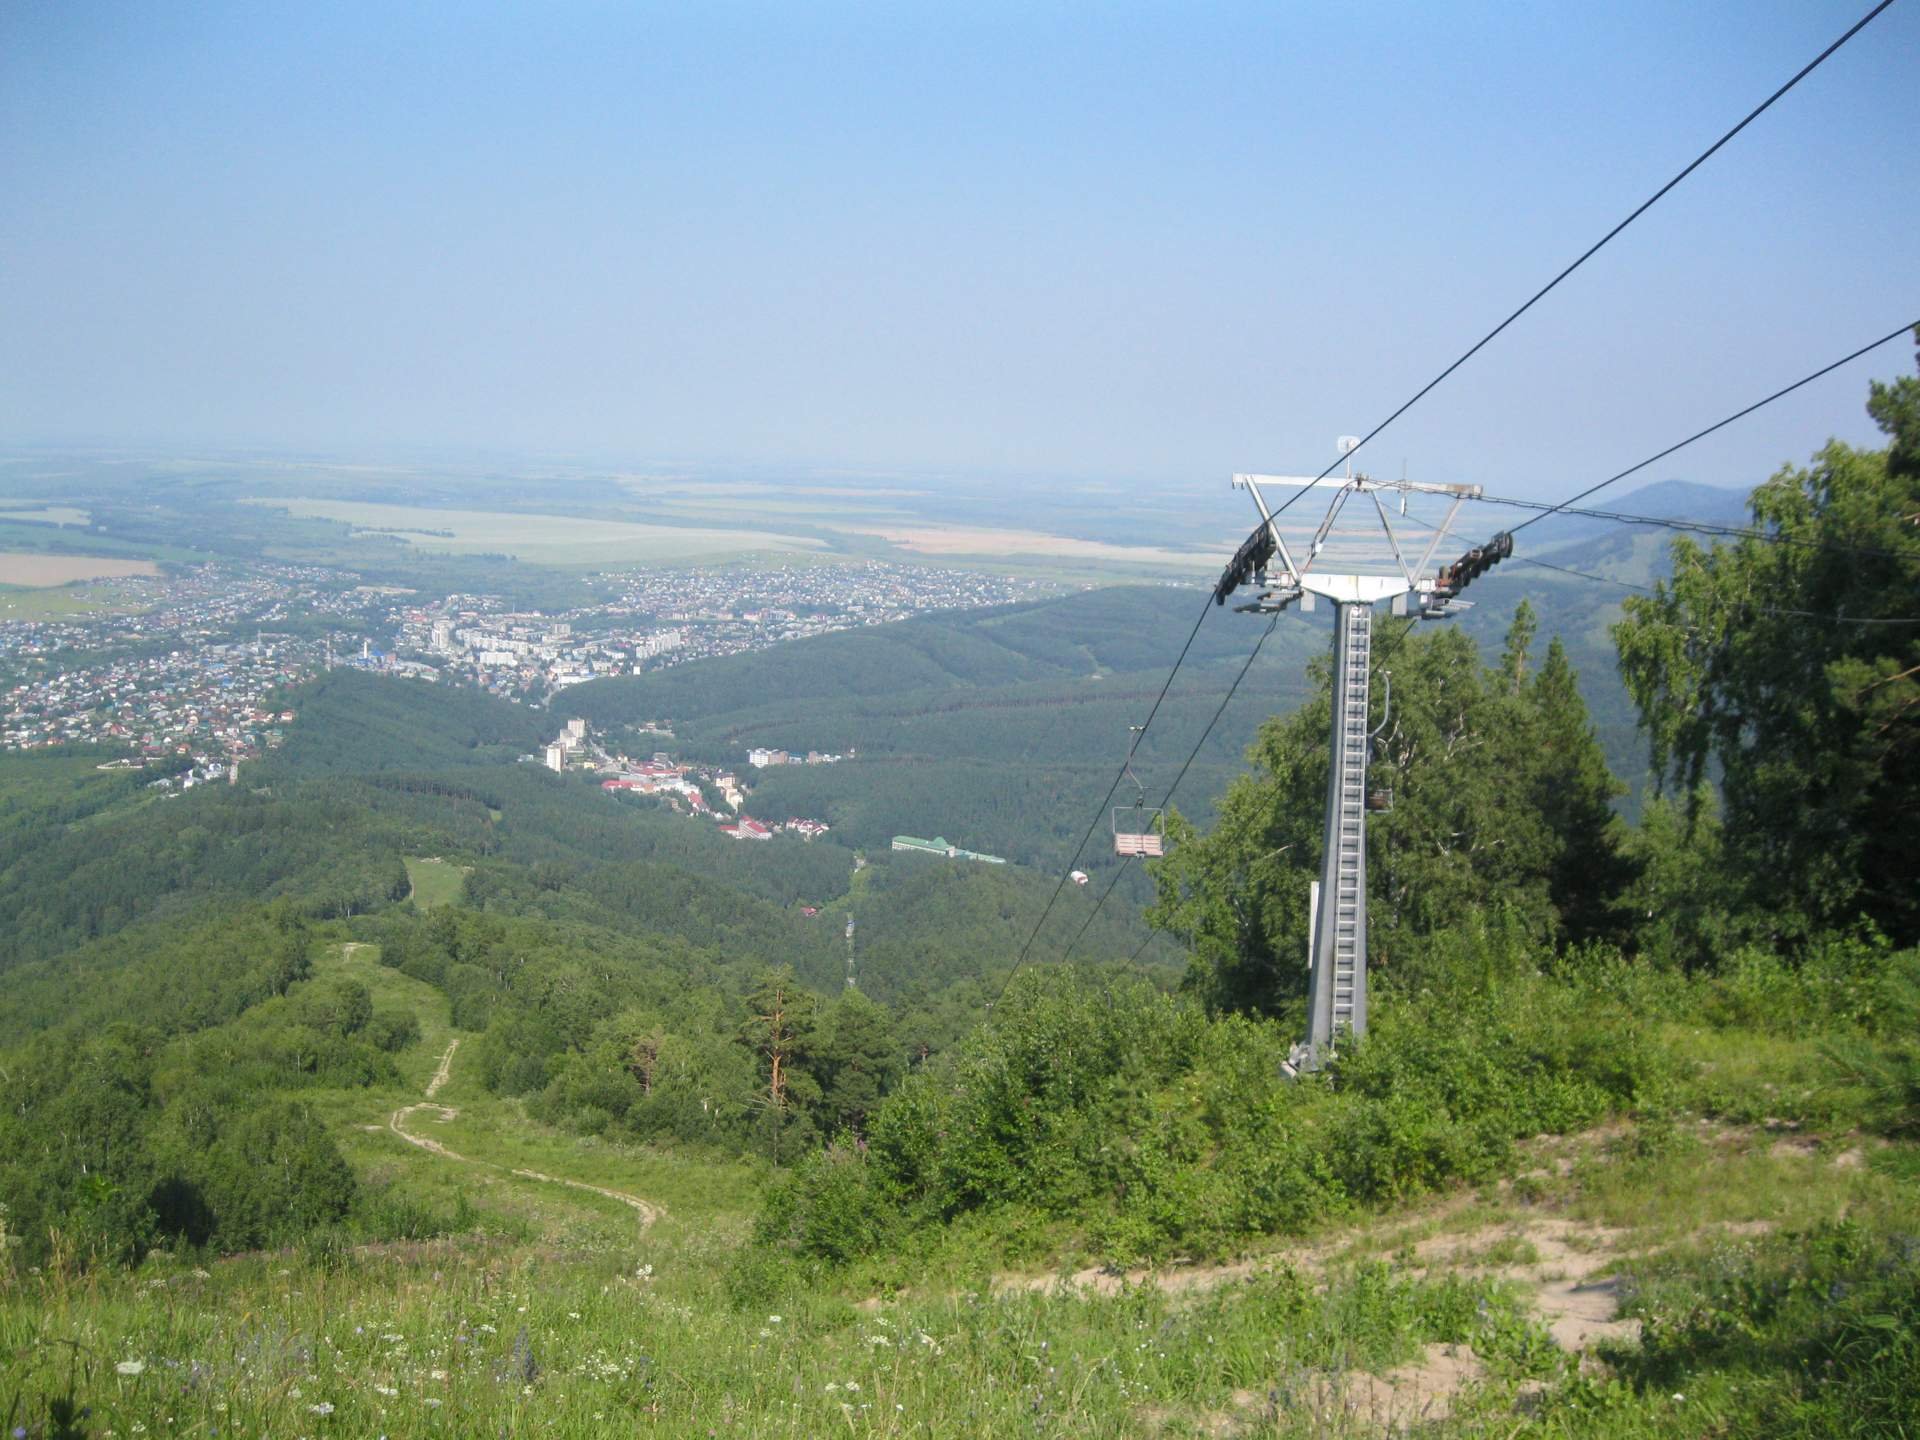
[404,855,468,909]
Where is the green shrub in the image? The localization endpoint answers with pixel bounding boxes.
[754,1141,899,1264]
[757,951,1677,1268]
[364,1007,422,1053]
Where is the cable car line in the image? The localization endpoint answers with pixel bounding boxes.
[990,4,1897,1014]
[1058,612,1284,968]
[986,590,1221,1012]
[1505,317,1918,539]
[1251,0,1896,518]
[1516,555,1920,625]
[1486,493,1920,562]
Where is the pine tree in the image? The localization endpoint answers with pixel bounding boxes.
[817,989,902,1136]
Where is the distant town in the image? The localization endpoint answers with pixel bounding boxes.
[0,561,1049,791]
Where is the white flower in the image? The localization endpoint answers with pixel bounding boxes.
[567,1311,581,1320]
[1673,1394,1686,1403]
[375,1386,398,1397]
[115,1360,146,1376]
[308,1402,334,1416]
[767,1314,781,1323]
[423,1398,443,1407]
[846,1381,861,1393]
[429,1369,448,1381]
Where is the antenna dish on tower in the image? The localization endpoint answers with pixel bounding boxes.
[1337,436,1361,455]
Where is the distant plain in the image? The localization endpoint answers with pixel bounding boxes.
[243,498,830,566]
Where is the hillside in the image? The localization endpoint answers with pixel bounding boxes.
[4,422,1917,1437]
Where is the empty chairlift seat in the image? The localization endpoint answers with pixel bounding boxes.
[1113,807,1167,858]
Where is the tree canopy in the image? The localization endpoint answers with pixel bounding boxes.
[1614,331,1920,946]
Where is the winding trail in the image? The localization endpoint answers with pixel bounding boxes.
[387,1038,661,1226]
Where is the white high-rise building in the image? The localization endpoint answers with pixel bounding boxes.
[545,743,566,772]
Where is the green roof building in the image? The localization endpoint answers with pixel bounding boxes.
[891,834,1006,864]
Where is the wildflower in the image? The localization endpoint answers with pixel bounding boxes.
[767,1314,782,1324]
[1673,1394,1686,1403]
[115,1360,146,1376]
[375,1386,398,1398]
[429,1369,448,1381]
[308,1403,334,1416]
[567,1311,581,1320]
[423,1398,442,1408]
[846,1382,861,1393]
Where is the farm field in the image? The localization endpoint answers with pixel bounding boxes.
[841,521,1224,567]
[0,585,127,619]
[0,553,159,586]
[243,498,829,565]
[0,506,91,526]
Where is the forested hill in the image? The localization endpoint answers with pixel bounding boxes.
[559,584,1291,725]
[265,668,548,775]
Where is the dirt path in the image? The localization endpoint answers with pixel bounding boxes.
[386,1039,661,1227]
[425,1038,458,1097]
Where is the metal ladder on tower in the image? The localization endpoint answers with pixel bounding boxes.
[1327,602,1372,1041]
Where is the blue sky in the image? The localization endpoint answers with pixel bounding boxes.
[2,0,1914,500]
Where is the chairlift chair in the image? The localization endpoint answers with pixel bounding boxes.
[1112,724,1169,857]
[1112,805,1167,858]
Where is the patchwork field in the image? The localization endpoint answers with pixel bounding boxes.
[0,505,92,526]
[0,553,158,586]
[245,499,828,565]
[843,522,1224,567]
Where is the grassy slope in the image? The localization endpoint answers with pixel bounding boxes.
[403,857,467,910]
[4,937,1914,1439]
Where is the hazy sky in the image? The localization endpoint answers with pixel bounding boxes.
[3,0,1915,498]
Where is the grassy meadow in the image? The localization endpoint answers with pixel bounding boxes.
[402,859,468,912]
[4,937,1916,1439]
